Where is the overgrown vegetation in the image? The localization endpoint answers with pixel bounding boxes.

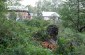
[0,1,53,55]
[0,0,85,55]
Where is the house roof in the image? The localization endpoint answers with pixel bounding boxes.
[42,12,59,17]
[7,6,28,11]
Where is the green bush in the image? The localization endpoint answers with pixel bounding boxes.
[32,29,48,41]
[0,18,54,55]
[54,28,85,55]
[0,0,54,55]
[25,44,53,55]
[0,18,28,55]
[21,19,50,41]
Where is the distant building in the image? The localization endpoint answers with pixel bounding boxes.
[42,11,59,20]
[7,5,31,21]
[30,12,59,20]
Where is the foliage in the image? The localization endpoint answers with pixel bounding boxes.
[0,18,54,55]
[7,0,21,6]
[21,18,50,41]
[22,18,49,30]
[0,3,52,55]
[35,0,61,12]
[0,0,6,18]
[53,28,85,55]
[1,0,85,55]
[0,11,85,55]
[0,18,26,54]
[54,0,85,54]
[9,12,17,20]
[32,29,48,41]
[57,0,85,32]
[25,44,53,55]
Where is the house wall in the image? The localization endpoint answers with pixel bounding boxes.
[6,12,31,21]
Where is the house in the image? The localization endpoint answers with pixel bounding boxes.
[7,5,31,21]
[42,11,59,20]
[30,11,59,20]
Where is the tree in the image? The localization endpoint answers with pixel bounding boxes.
[35,0,56,12]
[6,0,21,6]
[0,0,6,18]
[57,0,85,32]
[40,0,52,11]
[35,0,64,12]
[26,5,35,13]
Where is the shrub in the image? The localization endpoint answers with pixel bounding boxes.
[0,18,54,55]
[54,28,85,55]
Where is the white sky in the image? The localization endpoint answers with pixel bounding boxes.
[19,0,39,6]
